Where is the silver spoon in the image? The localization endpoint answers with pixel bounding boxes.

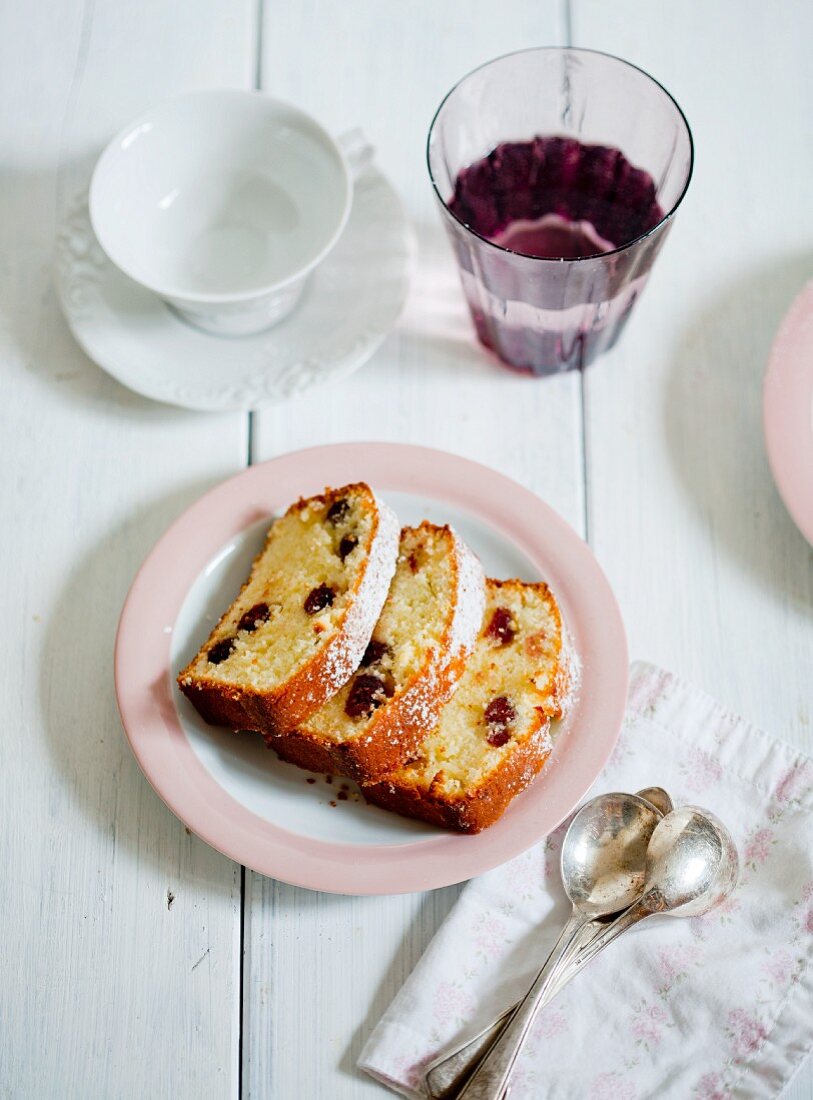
[425,792,662,1100]
[424,788,673,1100]
[454,807,739,1100]
[573,806,739,959]
[636,786,673,817]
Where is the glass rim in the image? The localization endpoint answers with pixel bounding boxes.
[426,45,695,264]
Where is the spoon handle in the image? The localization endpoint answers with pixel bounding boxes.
[424,921,597,1100]
[424,1010,513,1100]
[424,909,650,1100]
[569,901,651,967]
[454,916,586,1100]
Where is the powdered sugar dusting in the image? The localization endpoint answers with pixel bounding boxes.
[534,717,554,757]
[318,493,400,697]
[366,578,577,827]
[445,527,486,665]
[514,720,553,792]
[392,527,485,732]
[554,623,581,721]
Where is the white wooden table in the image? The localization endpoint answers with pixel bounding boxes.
[3,2,812,1096]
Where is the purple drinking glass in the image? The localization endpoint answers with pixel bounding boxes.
[427,48,694,374]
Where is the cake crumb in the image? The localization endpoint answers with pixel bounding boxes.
[306,777,316,784]
[329,800,337,808]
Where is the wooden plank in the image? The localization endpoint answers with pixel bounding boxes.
[570,2,813,1096]
[247,3,579,1097]
[0,2,255,1096]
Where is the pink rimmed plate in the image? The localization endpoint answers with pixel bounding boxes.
[764,280,813,547]
[115,443,628,894]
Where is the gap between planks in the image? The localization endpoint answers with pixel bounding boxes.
[560,0,592,546]
[240,7,265,1097]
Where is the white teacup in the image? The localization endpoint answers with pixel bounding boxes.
[89,90,369,335]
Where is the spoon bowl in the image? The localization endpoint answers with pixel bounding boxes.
[576,805,740,966]
[561,791,663,917]
[641,806,739,917]
[636,786,673,817]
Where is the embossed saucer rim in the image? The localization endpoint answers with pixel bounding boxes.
[54,164,415,411]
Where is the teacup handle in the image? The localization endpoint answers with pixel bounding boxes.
[337,127,375,180]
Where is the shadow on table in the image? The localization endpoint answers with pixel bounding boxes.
[38,477,239,895]
[0,160,211,419]
[396,221,502,381]
[664,252,813,608]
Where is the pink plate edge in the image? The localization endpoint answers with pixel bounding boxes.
[763,279,813,547]
[114,442,629,895]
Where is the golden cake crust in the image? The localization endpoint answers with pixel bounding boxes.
[361,719,552,833]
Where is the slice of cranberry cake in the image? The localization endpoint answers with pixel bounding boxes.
[177,483,399,733]
[361,578,576,832]
[265,522,486,782]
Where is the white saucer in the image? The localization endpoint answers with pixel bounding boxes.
[55,165,415,411]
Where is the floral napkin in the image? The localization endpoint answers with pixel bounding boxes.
[359,662,813,1099]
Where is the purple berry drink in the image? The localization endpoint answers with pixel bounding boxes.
[427,49,693,375]
[450,137,663,260]
[447,136,665,371]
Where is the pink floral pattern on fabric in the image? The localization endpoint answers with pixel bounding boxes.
[431,981,477,1027]
[774,761,813,806]
[627,666,670,717]
[761,948,798,987]
[679,746,723,793]
[653,944,702,996]
[503,851,536,895]
[743,827,776,870]
[726,1009,769,1058]
[590,1070,638,1099]
[530,1005,568,1042]
[390,1052,438,1091]
[630,1001,669,1049]
[358,663,813,1100]
[694,1071,728,1099]
[473,915,508,956]
[689,891,742,939]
